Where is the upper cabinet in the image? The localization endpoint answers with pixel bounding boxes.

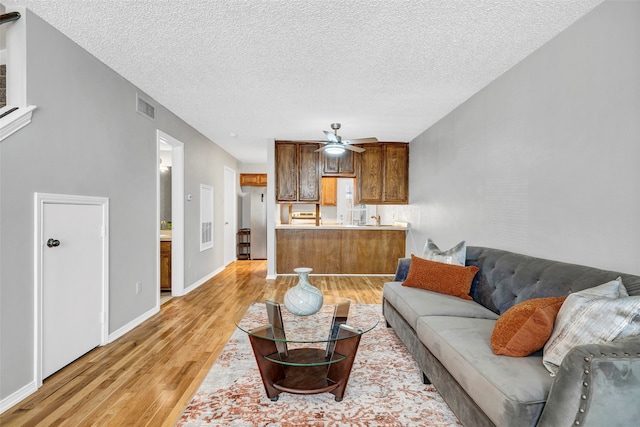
[275,140,408,205]
[356,142,409,204]
[322,150,355,176]
[240,173,267,186]
[275,141,321,203]
[321,177,338,206]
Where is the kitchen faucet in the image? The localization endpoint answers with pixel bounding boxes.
[371,215,381,226]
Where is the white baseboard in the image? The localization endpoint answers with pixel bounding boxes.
[182,267,224,295]
[0,381,37,414]
[108,305,159,343]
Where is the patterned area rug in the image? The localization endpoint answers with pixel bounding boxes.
[176,303,461,426]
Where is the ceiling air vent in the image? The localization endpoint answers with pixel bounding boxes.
[136,94,155,120]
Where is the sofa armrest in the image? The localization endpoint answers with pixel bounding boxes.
[537,336,640,427]
[393,257,411,282]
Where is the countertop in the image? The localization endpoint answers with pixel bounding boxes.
[276,222,408,231]
[160,230,172,241]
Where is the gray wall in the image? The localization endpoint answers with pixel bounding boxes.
[381,0,640,275]
[0,10,239,400]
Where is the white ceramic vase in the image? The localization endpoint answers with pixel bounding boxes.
[284,267,323,316]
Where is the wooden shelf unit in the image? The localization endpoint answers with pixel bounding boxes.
[237,228,251,260]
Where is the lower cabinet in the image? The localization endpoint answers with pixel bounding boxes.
[276,229,406,274]
[160,241,171,291]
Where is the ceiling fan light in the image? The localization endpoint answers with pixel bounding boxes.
[325,145,346,155]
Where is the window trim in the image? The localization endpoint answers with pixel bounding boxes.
[0,6,37,143]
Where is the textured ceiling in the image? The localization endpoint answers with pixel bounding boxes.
[6,0,604,164]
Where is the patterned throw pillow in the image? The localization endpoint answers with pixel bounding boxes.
[422,239,466,266]
[490,297,566,357]
[543,278,640,375]
[402,254,478,300]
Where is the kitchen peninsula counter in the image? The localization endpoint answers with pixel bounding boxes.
[276,223,408,231]
[276,224,407,275]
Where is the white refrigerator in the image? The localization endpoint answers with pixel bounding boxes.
[249,187,267,259]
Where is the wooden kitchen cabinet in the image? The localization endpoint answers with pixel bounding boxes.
[276,228,406,274]
[275,141,321,203]
[322,150,355,176]
[356,143,384,203]
[240,173,267,186]
[160,241,171,291]
[321,177,337,206]
[356,142,409,204]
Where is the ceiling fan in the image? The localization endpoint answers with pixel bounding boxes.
[314,123,378,155]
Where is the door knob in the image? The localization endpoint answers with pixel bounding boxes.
[47,238,61,248]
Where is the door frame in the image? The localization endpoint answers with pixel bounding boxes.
[223,166,237,266]
[157,130,185,297]
[33,192,109,387]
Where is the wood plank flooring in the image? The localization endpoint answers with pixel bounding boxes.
[0,260,388,426]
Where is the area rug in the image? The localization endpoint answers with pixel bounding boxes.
[176,303,461,427]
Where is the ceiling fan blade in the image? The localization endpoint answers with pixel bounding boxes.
[323,130,339,143]
[314,143,365,154]
[344,137,378,144]
[343,144,365,153]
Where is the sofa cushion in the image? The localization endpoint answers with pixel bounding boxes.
[403,255,478,300]
[383,281,498,329]
[416,316,553,427]
[490,296,566,357]
[543,278,640,375]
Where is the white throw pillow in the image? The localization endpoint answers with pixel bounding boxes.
[542,278,640,375]
[422,239,466,266]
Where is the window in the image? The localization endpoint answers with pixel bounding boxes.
[0,6,36,142]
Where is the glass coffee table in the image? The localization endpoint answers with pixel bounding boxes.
[236,298,379,401]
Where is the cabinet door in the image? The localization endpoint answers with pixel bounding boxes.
[382,144,409,204]
[298,143,321,202]
[321,177,337,206]
[160,241,171,290]
[356,144,384,203]
[322,150,355,176]
[275,143,298,202]
[339,150,355,175]
[240,173,267,186]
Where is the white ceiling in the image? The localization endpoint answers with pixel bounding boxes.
[7,0,604,164]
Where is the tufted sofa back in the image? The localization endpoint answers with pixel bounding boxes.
[466,246,640,314]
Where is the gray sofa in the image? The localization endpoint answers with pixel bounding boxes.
[382,246,640,427]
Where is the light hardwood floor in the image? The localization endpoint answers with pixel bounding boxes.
[1,260,388,426]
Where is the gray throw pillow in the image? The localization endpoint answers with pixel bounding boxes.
[422,238,466,266]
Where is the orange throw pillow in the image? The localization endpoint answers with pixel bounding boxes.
[402,254,478,300]
[491,297,566,357]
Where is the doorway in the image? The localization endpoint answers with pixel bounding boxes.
[157,130,185,299]
[34,193,109,384]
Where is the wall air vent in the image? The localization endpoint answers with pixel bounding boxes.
[136,94,155,120]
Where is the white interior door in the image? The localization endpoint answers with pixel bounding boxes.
[224,167,237,265]
[42,202,104,378]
